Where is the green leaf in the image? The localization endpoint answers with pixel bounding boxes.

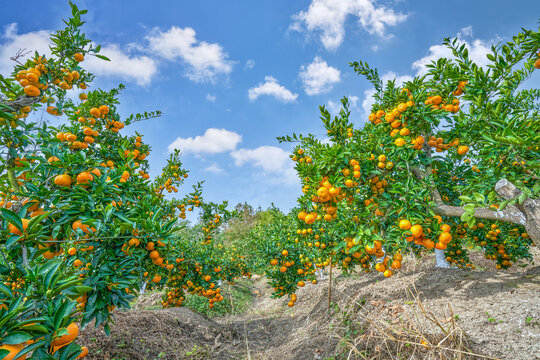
[458,196,472,203]
[1,331,32,345]
[0,208,23,233]
[73,286,93,294]
[0,283,13,298]
[473,192,485,204]
[94,54,110,61]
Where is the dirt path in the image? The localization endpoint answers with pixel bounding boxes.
[79,251,540,360]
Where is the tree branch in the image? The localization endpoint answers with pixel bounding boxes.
[411,165,539,242]
[431,203,526,226]
[0,95,41,113]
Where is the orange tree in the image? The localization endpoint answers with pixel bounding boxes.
[263,24,540,301]
[0,3,248,359]
[238,207,321,307]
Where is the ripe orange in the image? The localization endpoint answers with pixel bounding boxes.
[410,224,423,237]
[74,53,84,62]
[431,95,442,105]
[76,172,94,185]
[8,218,29,236]
[51,322,79,347]
[457,145,469,155]
[99,105,109,115]
[394,138,406,147]
[270,259,278,266]
[439,232,452,244]
[24,84,40,97]
[281,250,288,256]
[77,346,89,358]
[89,108,101,118]
[398,220,411,230]
[383,269,393,277]
[0,343,25,360]
[54,174,72,187]
[535,58,540,69]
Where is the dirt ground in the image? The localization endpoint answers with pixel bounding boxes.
[79,250,540,360]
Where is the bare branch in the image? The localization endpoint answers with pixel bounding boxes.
[10,48,32,65]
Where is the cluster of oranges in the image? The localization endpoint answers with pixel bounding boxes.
[368,92,414,126]
[55,127,97,150]
[399,220,453,251]
[201,214,222,242]
[373,252,404,278]
[291,148,313,163]
[425,95,460,113]
[17,56,49,97]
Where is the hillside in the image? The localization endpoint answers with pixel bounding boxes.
[78,250,540,360]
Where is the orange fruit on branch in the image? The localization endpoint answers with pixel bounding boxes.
[51,322,79,347]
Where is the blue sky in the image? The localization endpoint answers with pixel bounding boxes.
[2,0,540,213]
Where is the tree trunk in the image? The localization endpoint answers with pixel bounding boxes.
[140,281,147,294]
[327,256,333,310]
[494,179,540,244]
[435,249,451,268]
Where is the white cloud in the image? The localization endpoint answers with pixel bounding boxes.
[412,26,494,76]
[291,0,408,50]
[168,128,242,154]
[244,59,255,70]
[348,95,359,108]
[0,24,157,86]
[85,44,158,86]
[231,146,297,184]
[299,56,341,95]
[147,26,233,83]
[204,164,224,174]
[361,89,377,120]
[248,76,298,102]
[0,23,51,75]
[206,93,216,102]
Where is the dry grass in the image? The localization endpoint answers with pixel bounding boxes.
[330,284,502,360]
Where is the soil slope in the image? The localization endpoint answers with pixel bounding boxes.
[79,250,540,360]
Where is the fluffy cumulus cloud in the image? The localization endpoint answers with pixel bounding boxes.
[231,146,297,184]
[85,44,158,86]
[147,26,233,83]
[204,164,224,174]
[299,56,341,95]
[0,24,157,86]
[291,0,408,50]
[168,128,242,154]
[412,26,494,75]
[205,93,216,102]
[0,23,51,74]
[248,76,298,103]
